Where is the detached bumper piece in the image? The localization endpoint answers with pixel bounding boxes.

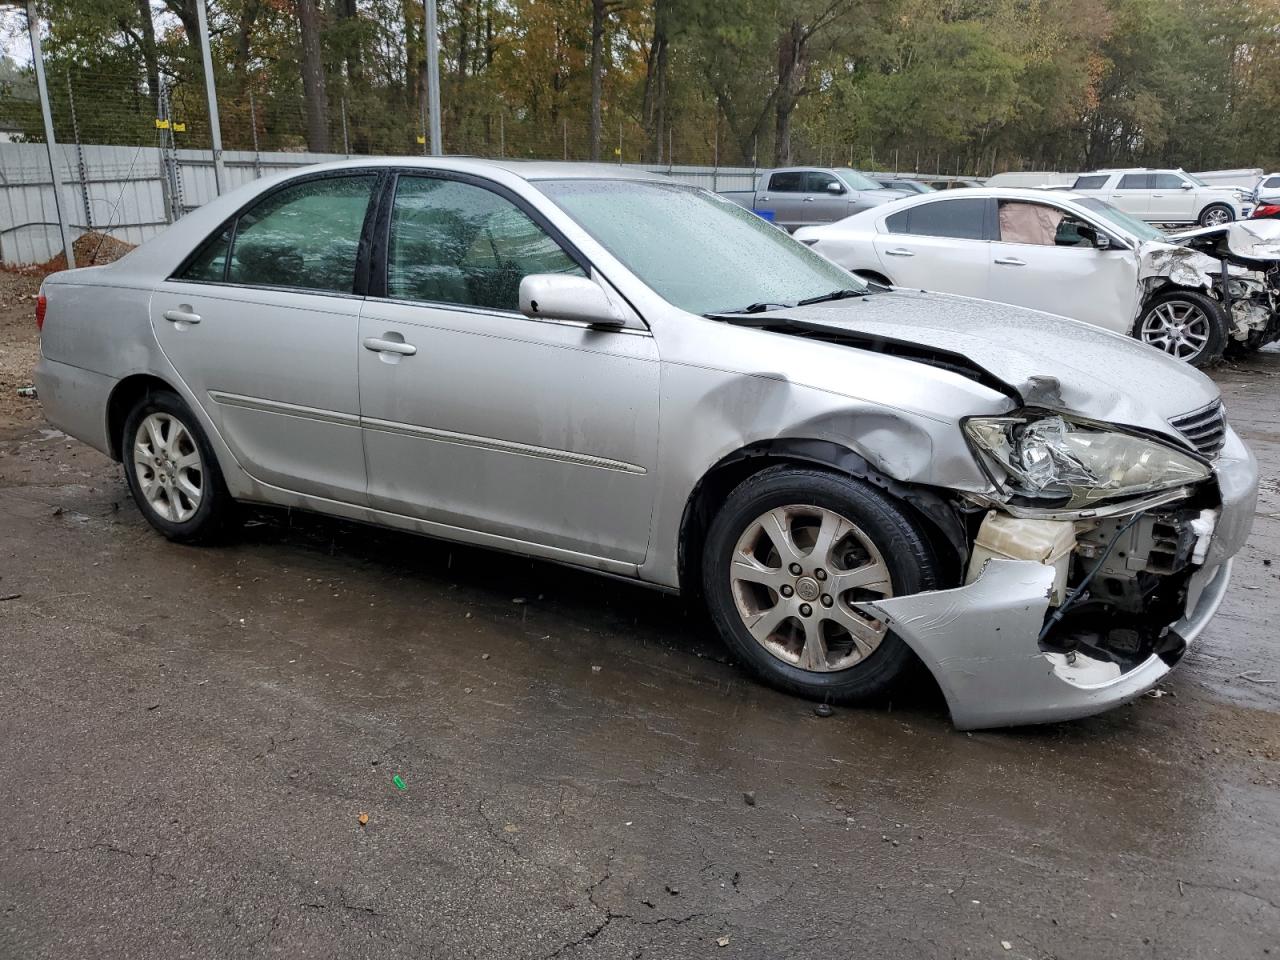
[857,557,1233,730]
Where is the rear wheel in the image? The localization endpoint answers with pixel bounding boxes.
[122,390,235,543]
[701,466,942,704]
[1135,290,1227,367]
[1198,203,1234,227]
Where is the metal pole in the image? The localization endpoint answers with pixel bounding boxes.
[248,89,261,178]
[498,111,505,158]
[423,0,442,155]
[562,119,567,160]
[193,0,225,194]
[619,120,623,165]
[26,2,74,269]
[341,96,350,156]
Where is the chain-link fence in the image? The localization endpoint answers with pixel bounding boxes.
[0,4,1023,266]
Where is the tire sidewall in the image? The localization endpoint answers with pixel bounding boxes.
[1136,290,1227,368]
[701,467,940,702]
[122,391,228,541]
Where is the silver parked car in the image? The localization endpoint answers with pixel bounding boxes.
[35,159,1257,729]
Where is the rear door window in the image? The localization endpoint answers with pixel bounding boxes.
[224,175,378,292]
[887,198,989,240]
[1118,174,1151,190]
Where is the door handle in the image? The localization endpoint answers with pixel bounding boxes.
[802,197,815,202]
[163,308,201,324]
[884,247,915,257]
[994,257,1027,266]
[363,337,417,356]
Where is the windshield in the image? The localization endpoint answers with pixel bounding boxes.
[1076,198,1167,243]
[835,168,882,191]
[536,179,865,315]
[1183,172,1209,187]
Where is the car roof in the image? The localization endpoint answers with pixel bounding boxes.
[275,155,673,183]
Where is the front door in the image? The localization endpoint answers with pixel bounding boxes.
[357,172,661,566]
[761,171,807,230]
[1148,172,1196,222]
[987,200,1141,333]
[805,171,851,225]
[151,171,380,502]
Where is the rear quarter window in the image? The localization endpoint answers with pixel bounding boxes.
[1072,175,1110,190]
[886,198,988,240]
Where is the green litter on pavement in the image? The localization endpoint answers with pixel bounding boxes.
[392,775,406,791]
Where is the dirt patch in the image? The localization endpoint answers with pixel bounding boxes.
[24,230,136,272]
[0,271,42,432]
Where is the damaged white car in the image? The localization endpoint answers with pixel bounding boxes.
[795,187,1280,367]
[33,160,1257,729]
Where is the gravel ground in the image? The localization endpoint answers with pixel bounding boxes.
[1,295,1278,959]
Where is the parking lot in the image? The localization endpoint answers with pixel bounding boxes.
[1,288,1278,958]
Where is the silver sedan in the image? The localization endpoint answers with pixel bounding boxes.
[34,158,1257,729]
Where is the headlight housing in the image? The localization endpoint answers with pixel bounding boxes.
[965,415,1211,508]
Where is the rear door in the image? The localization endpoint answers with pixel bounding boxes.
[761,171,807,230]
[870,196,993,297]
[150,171,380,502]
[988,199,1140,332]
[1110,174,1152,218]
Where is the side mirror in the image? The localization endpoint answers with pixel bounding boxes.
[519,274,625,328]
[1093,232,1112,250]
[826,181,845,195]
[1180,182,1194,190]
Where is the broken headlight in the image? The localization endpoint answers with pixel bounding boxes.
[965,415,1210,508]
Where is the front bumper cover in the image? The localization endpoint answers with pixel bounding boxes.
[855,427,1258,730]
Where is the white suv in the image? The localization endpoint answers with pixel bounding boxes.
[1070,169,1251,226]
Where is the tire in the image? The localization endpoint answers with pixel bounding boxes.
[121,390,235,544]
[1198,203,1234,227]
[1134,290,1228,367]
[701,465,942,704]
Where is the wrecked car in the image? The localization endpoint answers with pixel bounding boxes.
[794,187,1280,367]
[33,160,1257,730]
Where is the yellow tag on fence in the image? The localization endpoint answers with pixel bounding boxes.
[172,122,186,133]
[416,135,426,144]
[154,119,170,129]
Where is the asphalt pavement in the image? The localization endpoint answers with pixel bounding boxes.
[1,331,1277,959]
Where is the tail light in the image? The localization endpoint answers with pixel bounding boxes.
[35,290,47,331]
[1251,204,1280,219]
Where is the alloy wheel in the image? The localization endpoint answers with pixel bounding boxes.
[1139,300,1212,361]
[1201,207,1231,227]
[729,504,894,673]
[133,412,203,522]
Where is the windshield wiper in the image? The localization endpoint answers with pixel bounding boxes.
[707,301,790,316]
[795,288,867,306]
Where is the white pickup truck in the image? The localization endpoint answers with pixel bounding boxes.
[719,167,910,231]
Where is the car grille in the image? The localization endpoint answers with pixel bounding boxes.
[1170,401,1227,458]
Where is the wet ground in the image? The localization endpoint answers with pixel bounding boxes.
[1,305,1278,957]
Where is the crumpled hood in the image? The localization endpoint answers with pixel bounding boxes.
[1169,218,1280,261]
[748,290,1219,434]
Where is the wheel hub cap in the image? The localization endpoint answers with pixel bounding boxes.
[133,412,204,523]
[729,505,894,673]
[1140,300,1211,361]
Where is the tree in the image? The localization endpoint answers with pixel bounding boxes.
[296,0,330,152]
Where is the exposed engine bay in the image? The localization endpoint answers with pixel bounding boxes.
[1150,219,1280,350]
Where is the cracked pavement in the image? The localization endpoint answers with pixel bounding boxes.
[1,296,1278,957]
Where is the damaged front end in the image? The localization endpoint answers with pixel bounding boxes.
[1145,220,1280,349]
[855,408,1257,730]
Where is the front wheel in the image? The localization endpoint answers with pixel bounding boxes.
[122,390,235,543]
[1199,203,1234,227]
[701,466,942,704]
[1135,291,1227,367]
